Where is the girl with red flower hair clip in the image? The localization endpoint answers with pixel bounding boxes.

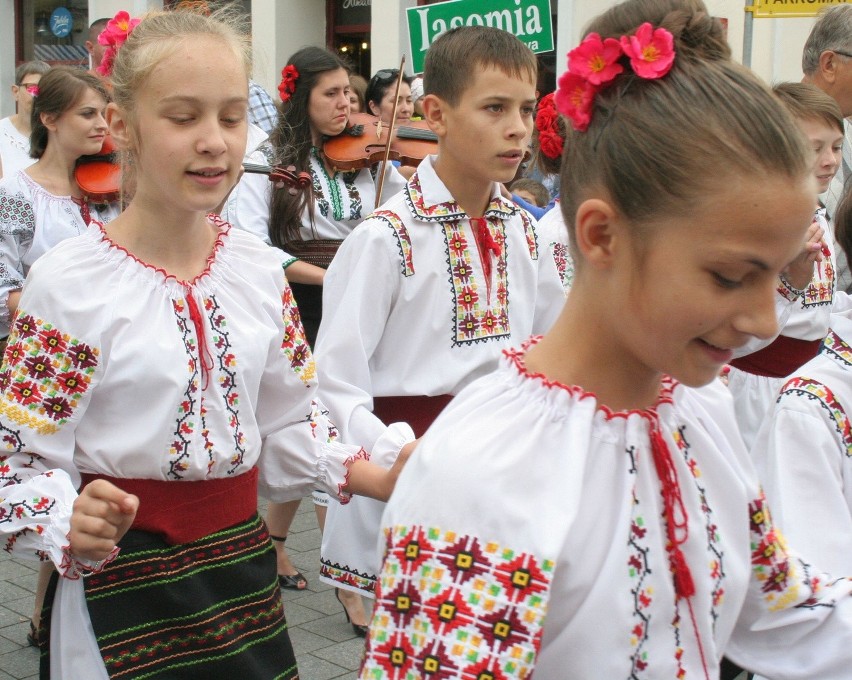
[359,1,852,678]
[0,9,410,679]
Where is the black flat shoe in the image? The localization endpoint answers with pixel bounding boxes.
[335,588,368,637]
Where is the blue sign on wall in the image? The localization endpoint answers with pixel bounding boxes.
[50,7,73,38]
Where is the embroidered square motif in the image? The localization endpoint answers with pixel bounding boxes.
[361,525,553,679]
[0,313,98,434]
[443,221,510,346]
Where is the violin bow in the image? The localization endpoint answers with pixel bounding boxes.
[374,54,406,210]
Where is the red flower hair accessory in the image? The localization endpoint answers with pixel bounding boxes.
[278,64,299,103]
[555,22,675,132]
[96,10,141,77]
[534,93,565,160]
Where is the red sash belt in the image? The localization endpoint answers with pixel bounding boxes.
[372,394,453,438]
[728,335,822,378]
[79,466,258,546]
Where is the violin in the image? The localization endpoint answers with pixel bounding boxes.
[74,134,121,205]
[322,113,438,172]
[242,163,311,195]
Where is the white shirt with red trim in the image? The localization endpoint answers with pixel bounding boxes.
[315,155,565,597]
[752,308,852,577]
[0,219,373,676]
[360,338,852,680]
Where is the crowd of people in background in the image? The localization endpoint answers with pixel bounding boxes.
[2,1,852,679]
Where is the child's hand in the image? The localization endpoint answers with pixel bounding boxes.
[69,479,139,563]
[782,221,825,291]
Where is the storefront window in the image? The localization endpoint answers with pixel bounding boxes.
[17,0,91,67]
[329,0,371,78]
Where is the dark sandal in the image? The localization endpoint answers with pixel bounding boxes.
[278,572,308,590]
[270,534,308,590]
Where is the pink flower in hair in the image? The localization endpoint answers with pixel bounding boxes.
[567,33,624,86]
[554,72,598,132]
[96,11,141,77]
[619,22,675,79]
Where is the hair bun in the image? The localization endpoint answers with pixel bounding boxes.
[659,8,731,62]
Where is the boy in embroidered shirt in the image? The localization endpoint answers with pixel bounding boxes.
[726,81,844,449]
[314,26,564,605]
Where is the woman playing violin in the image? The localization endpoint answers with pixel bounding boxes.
[225,46,406,344]
[0,66,120,341]
[222,45,405,634]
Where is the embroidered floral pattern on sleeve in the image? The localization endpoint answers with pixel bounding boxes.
[0,313,98,435]
[281,285,316,384]
[361,525,553,679]
[443,220,510,347]
[748,493,834,611]
[777,375,852,457]
[0,474,54,556]
[374,210,415,277]
[822,328,852,369]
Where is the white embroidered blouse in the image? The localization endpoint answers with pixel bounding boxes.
[0,170,121,335]
[0,219,367,580]
[361,339,852,680]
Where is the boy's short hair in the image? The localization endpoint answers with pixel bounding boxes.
[773,82,844,134]
[510,178,550,207]
[423,26,537,106]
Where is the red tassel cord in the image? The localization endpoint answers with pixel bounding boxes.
[470,217,502,303]
[73,197,92,226]
[648,423,711,680]
[648,426,695,599]
[185,288,214,390]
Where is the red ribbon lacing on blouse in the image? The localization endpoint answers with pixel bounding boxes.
[649,422,711,680]
[648,425,695,600]
[470,217,502,301]
[73,197,91,226]
[185,288,214,390]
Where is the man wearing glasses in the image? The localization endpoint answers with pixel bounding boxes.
[0,61,50,180]
[803,4,852,291]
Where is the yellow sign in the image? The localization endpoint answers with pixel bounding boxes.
[749,0,852,18]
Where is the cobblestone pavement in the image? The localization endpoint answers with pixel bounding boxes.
[0,498,368,680]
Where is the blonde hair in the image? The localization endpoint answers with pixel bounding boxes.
[110,7,251,121]
[107,6,250,199]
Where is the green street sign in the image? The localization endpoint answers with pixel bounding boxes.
[407,0,554,74]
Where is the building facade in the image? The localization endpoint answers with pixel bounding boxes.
[0,0,835,119]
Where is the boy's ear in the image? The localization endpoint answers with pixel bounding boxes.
[106,102,134,153]
[573,197,620,269]
[421,94,448,138]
